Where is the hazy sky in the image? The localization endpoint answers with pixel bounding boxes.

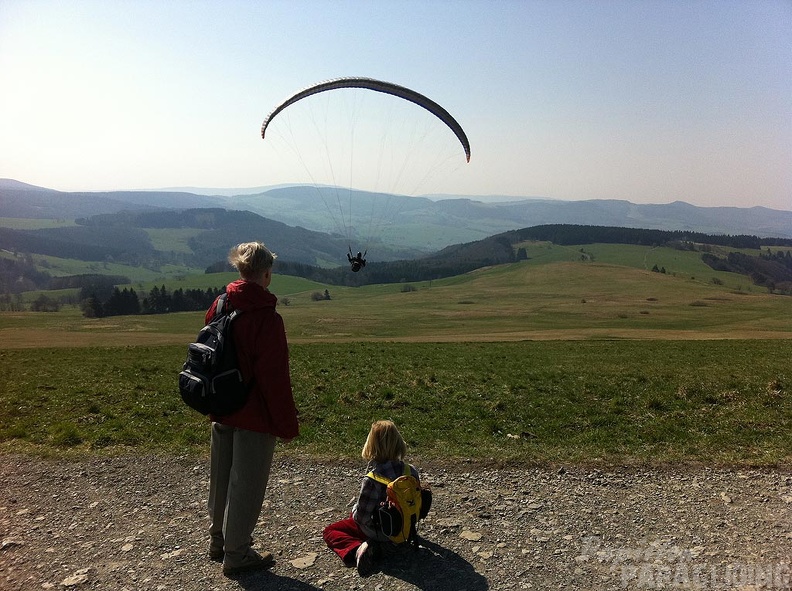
[1,0,790,210]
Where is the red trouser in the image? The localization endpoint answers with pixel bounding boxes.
[323,515,367,565]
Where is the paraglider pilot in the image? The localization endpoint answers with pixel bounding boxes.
[347,248,366,273]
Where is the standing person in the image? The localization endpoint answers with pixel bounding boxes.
[206,241,299,576]
[323,420,422,576]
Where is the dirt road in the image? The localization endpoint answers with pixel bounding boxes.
[1,453,790,590]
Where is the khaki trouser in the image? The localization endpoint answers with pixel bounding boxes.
[208,422,276,565]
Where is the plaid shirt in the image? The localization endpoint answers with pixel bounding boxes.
[352,460,419,539]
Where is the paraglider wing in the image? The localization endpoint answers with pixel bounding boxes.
[261,77,471,162]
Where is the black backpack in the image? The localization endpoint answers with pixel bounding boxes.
[178,293,252,416]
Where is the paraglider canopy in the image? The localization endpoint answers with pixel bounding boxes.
[260,77,471,270]
[262,77,471,163]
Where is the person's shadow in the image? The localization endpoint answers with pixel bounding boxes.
[375,538,490,590]
[222,540,489,591]
[227,570,322,591]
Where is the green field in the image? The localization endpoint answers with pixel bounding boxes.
[0,217,78,229]
[1,340,789,465]
[516,241,764,291]
[5,260,792,346]
[1,249,202,283]
[143,227,203,254]
[2,254,791,465]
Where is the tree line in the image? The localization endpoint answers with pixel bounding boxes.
[702,251,792,294]
[759,249,792,269]
[502,224,792,250]
[81,285,225,318]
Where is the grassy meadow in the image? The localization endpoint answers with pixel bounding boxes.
[1,340,789,465]
[2,252,791,466]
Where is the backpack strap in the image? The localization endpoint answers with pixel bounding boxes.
[366,462,411,486]
[216,292,228,315]
[366,471,391,486]
[213,292,251,390]
[217,292,241,320]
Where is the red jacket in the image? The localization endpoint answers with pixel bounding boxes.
[206,279,299,439]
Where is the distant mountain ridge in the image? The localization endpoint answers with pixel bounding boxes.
[0,176,792,293]
[1,180,790,251]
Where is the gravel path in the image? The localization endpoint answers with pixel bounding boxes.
[1,453,790,590]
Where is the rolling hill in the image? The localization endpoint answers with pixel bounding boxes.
[5,253,792,348]
[2,178,791,300]
[2,203,791,300]
[3,179,791,254]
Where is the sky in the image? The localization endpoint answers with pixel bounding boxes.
[0,0,790,211]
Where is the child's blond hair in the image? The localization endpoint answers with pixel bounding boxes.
[228,242,276,280]
[361,420,407,463]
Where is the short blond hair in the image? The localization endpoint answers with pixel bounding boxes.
[228,242,276,280]
[361,420,407,463]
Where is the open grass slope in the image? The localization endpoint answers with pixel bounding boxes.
[0,248,201,284]
[1,340,789,465]
[281,256,792,342]
[2,256,790,465]
[516,240,773,290]
[3,258,792,347]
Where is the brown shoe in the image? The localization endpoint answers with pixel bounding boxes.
[223,550,275,576]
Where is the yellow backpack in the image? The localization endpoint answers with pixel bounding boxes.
[367,464,431,547]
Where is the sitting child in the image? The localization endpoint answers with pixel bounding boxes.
[322,420,423,576]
